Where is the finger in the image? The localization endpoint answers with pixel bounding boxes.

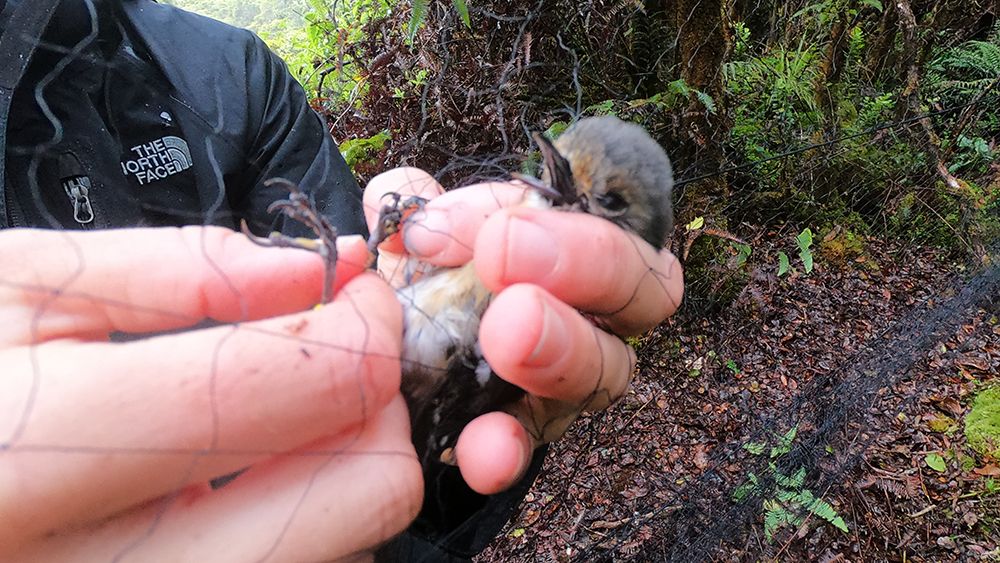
[0,227,370,345]
[399,182,531,266]
[363,167,444,255]
[10,397,422,563]
[479,284,635,409]
[474,208,684,335]
[454,412,532,495]
[0,272,402,545]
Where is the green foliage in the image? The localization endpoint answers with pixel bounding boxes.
[406,0,429,40]
[586,80,715,119]
[966,386,1000,459]
[889,179,1000,250]
[452,0,471,28]
[770,426,798,459]
[165,0,304,30]
[734,426,848,542]
[732,242,752,268]
[927,39,1000,98]
[339,130,391,168]
[924,452,947,472]
[926,27,1000,138]
[585,99,618,117]
[796,228,814,274]
[172,0,394,104]
[543,121,570,140]
[686,216,705,231]
[406,0,473,41]
[818,228,865,265]
[731,21,751,58]
[725,41,821,126]
[777,252,790,276]
[947,135,996,176]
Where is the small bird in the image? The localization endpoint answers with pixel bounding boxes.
[368,116,674,467]
[246,115,674,539]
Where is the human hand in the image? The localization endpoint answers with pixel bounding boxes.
[363,167,684,496]
[0,227,421,561]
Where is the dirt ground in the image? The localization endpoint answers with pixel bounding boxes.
[479,238,1000,562]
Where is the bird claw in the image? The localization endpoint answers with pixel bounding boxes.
[242,178,339,304]
[366,192,429,255]
[510,172,563,201]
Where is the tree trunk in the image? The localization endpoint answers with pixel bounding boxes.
[670,0,732,219]
[865,2,898,83]
[814,2,856,124]
[895,0,968,210]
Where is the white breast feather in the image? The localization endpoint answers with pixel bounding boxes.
[397,188,553,383]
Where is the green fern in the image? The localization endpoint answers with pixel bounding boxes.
[452,0,470,28]
[406,0,429,40]
[724,42,821,117]
[733,426,849,542]
[406,0,472,40]
[927,28,1000,99]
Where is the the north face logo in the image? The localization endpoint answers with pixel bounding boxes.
[120,136,193,185]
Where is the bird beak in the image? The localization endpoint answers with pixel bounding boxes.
[532,133,577,205]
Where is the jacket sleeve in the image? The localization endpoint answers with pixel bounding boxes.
[234,33,368,239]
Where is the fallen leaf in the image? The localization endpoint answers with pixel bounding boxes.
[973,464,1000,477]
[925,453,947,472]
[621,487,649,500]
[693,445,709,470]
[934,397,964,417]
[590,519,627,530]
[956,356,989,372]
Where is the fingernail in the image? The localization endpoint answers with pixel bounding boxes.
[504,216,559,282]
[525,295,570,368]
[403,208,451,258]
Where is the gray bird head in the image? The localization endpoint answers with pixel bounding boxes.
[534,116,674,248]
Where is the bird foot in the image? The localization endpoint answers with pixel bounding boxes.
[241,178,339,304]
[366,192,429,255]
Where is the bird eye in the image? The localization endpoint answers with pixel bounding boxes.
[595,191,629,214]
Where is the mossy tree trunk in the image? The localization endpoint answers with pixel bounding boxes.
[814,1,856,125]
[864,2,898,83]
[668,0,732,222]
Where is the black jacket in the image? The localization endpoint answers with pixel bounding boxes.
[1,0,366,237]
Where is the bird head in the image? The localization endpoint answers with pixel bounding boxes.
[534,116,674,248]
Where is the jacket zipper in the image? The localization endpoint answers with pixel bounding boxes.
[58,152,95,226]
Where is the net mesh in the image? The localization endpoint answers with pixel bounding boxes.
[2,0,998,561]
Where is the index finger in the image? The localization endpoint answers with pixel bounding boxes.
[0,227,369,345]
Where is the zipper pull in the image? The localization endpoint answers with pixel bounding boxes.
[63,177,95,225]
[57,152,95,225]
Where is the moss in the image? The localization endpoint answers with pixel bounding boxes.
[966,386,1000,459]
[818,228,866,265]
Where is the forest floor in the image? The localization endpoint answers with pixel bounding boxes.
[479,237,1000,562]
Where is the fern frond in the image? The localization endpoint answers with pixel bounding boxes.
[452,0,470,28]
[799,490,849,533]
[407,0,429,41]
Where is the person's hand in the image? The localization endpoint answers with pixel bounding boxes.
[0,227,422,561]
[364,167,684,496]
